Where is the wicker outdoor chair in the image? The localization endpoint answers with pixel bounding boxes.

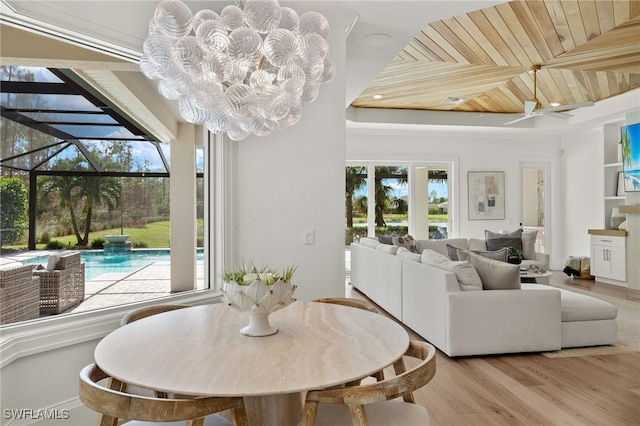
[33,251,85,314]
[0,263,40,325]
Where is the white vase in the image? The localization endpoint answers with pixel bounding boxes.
[221,279,297,337]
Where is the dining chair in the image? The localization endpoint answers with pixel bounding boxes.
[313,297,378,313]
[79,363,248,426]
[300,340,436,426]
[120,304,191,326]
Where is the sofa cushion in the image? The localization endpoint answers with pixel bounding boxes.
[455,247,507,262]
[376,244,399,255]
[359,237,380,249]
[393,234,418,253]
[467,238,486,251]
[485,229,523,251]
[417,238,467,257]
[421,249,482,291]
[397,247,421,262]
[558,289,617,322]
[463,251,521,290]
[46,254,61,271]
[521,229,537,260]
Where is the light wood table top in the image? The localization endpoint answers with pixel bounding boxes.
[94,301,409,425]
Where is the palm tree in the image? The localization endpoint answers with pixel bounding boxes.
[374,166,407,227]
[38,157,122,246]
[345,166,367,228]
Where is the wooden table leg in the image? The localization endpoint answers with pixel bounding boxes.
[243,393,302,426]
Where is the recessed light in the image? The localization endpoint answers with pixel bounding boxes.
[361,33,393,47]
[550,102,561,107]
[373,94,383,99]
[441,97,466,105]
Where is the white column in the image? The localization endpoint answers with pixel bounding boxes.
[170,123,197,292]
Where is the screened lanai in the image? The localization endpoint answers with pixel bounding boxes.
[0,66,179,249]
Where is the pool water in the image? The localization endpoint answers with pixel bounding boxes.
[24,250,203,281]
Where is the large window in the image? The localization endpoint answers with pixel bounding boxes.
[345,163,451,244]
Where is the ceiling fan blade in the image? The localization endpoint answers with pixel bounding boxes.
[524,100,537,115]
[541,111,573,120]
[538,101,594,113]
[504,115,535,125]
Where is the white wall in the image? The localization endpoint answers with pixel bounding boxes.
[346,128,565,267]
[560,127,603,259]
[230,16,349,302]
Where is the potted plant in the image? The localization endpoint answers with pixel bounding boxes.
[220,264,297,336]
[507,247,523,265]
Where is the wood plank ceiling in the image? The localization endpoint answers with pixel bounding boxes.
[351,0,640,116]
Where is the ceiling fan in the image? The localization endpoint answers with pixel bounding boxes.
[505,65,594,125]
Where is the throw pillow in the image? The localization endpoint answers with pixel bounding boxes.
[393,234,418,253]
[464,251,521,290]
[457,247,507,262]
[446,244,460,260]
[521,229,537,260]
[485,229,523,252]
[378,234,394,245]
[46,254,60,271]
[397,247,421,262]
[421,249,482,291]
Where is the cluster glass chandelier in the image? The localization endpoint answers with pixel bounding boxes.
[140,0,335,141]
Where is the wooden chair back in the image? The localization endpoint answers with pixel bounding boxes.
[301,340,436,426]
[79,363,248,426]
[120,304,191,326]
[313,297,378,313]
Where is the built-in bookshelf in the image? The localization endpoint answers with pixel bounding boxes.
[603,121,626,229]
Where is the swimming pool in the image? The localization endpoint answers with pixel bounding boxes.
[23,250,204,281]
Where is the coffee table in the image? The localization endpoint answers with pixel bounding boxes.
[520,270,553,284]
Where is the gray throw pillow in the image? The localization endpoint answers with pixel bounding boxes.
[421,249,483,291]
[464,251,521,290]
[485,229,523,251]
[457,247,507,263]
[378,234,393,244]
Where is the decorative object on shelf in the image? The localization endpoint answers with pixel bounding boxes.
[610,206,626,230]
[221,264,297,336]
[468,171,505,220]
[141,0,336,141]
[617,172,626,196]
[621,122,640,192]
[506,246,523,265]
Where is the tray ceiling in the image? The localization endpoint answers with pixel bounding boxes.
[352,0,640,116]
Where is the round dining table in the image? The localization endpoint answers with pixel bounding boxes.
[93,300,410,426]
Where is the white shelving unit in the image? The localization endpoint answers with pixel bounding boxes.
[603,121,626,228]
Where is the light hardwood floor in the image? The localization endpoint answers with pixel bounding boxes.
[346,271,640,426]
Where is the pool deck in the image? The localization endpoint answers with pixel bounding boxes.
[1,250,204,315]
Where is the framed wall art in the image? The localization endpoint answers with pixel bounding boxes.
[468,171,505,220]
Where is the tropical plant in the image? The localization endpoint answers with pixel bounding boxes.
[0,176,28,245]
[221,264,297,286]
[345,166,367,228]
[621,127,631,168]
[38,156,122,246]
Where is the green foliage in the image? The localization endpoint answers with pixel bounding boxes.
[221,263,297,285]
[39,231,51,245]
[46,240,65,249]
[0,176,28,245]
[91,237,107,249]
[132,241,148,248]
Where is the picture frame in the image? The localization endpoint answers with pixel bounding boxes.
[468,171,505,220]
[621,122,640,192]
[617,171,626,196]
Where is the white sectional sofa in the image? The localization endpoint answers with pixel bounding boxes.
[350,237,618,357]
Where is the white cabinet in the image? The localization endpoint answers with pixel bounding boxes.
[590,234,627,284]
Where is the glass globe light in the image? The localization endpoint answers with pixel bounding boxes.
[142,0,334,141]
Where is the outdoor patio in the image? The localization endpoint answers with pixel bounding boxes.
[1,251,204,316]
